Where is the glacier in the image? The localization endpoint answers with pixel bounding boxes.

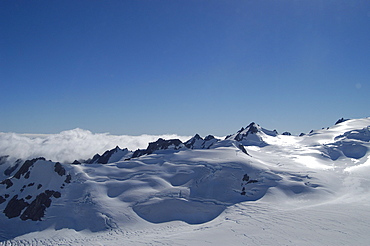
[0,118,370,245]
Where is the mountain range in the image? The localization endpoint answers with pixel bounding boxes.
[0,117,369,245]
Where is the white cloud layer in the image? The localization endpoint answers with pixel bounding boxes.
[0,128,192,163]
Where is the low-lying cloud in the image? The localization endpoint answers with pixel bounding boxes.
[0,128,192,163]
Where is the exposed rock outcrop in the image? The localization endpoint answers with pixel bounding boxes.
[184,134,219,149]
[86,146,131,164]
[14,158,46,179]
[132,138,185,158]
[20,190,61,221]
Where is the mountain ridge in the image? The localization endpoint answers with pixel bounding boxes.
[0,117,369,244]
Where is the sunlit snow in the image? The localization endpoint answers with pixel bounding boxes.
[0,118,370,245]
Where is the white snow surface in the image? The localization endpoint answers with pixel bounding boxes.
[1,118,370,245]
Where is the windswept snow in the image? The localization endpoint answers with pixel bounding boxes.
[1,118,370,245]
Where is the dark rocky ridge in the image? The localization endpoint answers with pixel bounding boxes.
[184,134,202,148]
[54,162,66,176]
[335,118,350,125]
[85,146,130,164]
[95,146,121,164]
[184,134,219,149]
[132,138,184,158]
[14,158,46,179]
[20,190,61,221]
[4,159,22,176]
[0,159,71,221]
[3,195,29,219]
[226,122,260,141]
[0,178,13,189]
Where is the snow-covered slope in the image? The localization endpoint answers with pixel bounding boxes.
[1,118,370,245]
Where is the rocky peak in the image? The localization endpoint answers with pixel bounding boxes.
[204,135,216,141]
[86,146,131,164]
[13,158,46,180]
[132,138,185,158]
[335,118,350,125]
[184,134,204,149]
[227,122,261,142]
[184,134,219,149]
[225,122,276,147]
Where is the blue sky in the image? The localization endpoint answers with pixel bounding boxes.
[1,0,369,136]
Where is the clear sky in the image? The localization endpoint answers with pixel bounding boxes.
[1,0,369,136]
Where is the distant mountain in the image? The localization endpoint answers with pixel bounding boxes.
[225,122,278,147]
[184,134,219,149]
[85,146,132,164]
[131,138,185,158]
[0,117,370,244]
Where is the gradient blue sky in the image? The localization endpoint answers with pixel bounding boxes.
[1,0,369,136]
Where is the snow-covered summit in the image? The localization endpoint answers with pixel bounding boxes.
[225,122,278,146]
[85,146,132,164]
[0,117,370,245]
[184,134,219,149]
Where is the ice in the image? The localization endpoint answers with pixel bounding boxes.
[0,117,370,245]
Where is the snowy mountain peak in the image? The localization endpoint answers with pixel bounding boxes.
[335,117,350,125]
[184,134,204,149]
[0,117,370,244]
[85,146,132,164]
[184,134,219,149]
[225,122,277,146]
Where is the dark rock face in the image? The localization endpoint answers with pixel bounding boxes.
[184,134,219,149]
[24,171,30,179]
[131,149,147,159]
[282,132,291,136]
[2,190,62,221]
[238,144,250,155]
[1,179,13,189]
[335,118,349,125]
[3,195,29,219]
[53,191,61,198]
[86,154,101,164]
[132,138,184,158]
[247,123,259,134]
[241,173,258,196]
[0,158,71,222]
[233,123,259,141]
[146,139,183,153]
[64,174,71,183]
[95,146,120,164]
[184,134,202,148]
[20,190,60,221]
[86,146,131,164]
[4,159,22,176]
[72,160,81,164]
[299,133,306,137]
[204,135,215,141]
[14,158,45,179]
[54,162,66,176]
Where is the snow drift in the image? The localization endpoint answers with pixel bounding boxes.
[0,117,370,245]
